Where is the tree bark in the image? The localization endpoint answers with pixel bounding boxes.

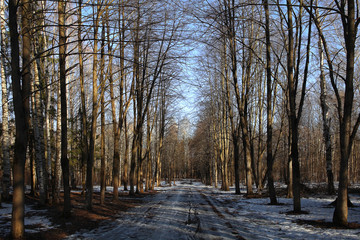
[58,0,71,217]
[333,0,359,226]
[317,18,335,195]
[86,2,101,209]
[123,116,129,190]
[10,0,31,237]
[33,57,47,205]
[100,20,106,205]
[264,0,277,204]
[53,84,61,204]
[0,0,11,201]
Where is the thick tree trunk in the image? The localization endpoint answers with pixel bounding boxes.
[287,0,300,212]
[10,0,31,237]
[33,60,47,205]
[333,0,358,226]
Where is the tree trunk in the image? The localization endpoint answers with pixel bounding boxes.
[86,2,100,209]
[317,23,335,195]
[0,0,11,201]
[100,21,106,205]
[286,0,300,212]
[29,130,36,196]
[10,0,31,237]
[264,0,277,204]
[53,84,61,204]
[123,116,129,190]
[333,0,358,226]
[77,0,88,197]
[33,58,47,205]
[58,0,71,217]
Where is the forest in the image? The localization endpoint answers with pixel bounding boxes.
[1,0,360,239]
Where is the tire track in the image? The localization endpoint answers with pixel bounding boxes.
[199,191,246,240]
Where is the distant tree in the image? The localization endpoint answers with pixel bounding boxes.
[315,5,335,195]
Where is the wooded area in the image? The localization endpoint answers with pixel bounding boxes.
[1,0,360,238]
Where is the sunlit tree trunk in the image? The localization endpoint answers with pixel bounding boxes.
[86,2,101,209]
[156,81,166,187]
[316,16,335,195]
[53,84,61,204]
[123,116,129,190]
[33,59,47,205]
[100,20,106,205]
[112,0,127,200]
[0,0,11,201]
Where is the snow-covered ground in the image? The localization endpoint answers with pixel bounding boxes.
[0,201,58,237]
[1,181,359,239]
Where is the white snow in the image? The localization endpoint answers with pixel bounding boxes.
[0,201,57,236]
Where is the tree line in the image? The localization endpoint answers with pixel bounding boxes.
[1,0,360,239]
[187,0,360,228]
[2,0,189,238]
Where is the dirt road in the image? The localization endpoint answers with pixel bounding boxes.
[67,180,248,240]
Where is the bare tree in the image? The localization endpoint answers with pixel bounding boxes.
[58,0,71,217]
[264,0,277,204]
[316,4,335,195]
[0,0,11,202]
[330,0,360,226]
[9,0,32,236]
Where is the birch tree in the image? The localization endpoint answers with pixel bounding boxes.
[0,0,11,201]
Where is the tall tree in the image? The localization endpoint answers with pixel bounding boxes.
[78,0,88,197]
[87,1,99,209]
[100,18,106,205]
[58,0,71,217]
[33,51,47,205]
[10,0,32,237]
[53,82,62,204]
[286,0,312,212]
[316,5,335,195]
[330,0,360,226]
[0,0,11,201]
[264,0,277,204]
